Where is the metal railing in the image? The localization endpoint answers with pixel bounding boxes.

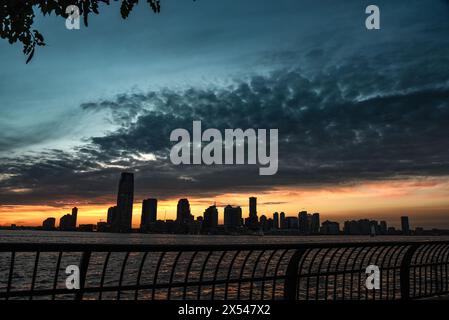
[0,241,448,300]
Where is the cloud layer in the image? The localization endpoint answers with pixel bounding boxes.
[2,42,449,207]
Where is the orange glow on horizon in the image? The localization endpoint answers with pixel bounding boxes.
[1,177,449,229]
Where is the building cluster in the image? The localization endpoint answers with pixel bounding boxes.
[342,216,411,236]
[40,172,415,236]
[42,207,78,231]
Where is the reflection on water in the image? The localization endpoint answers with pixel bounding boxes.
[1,230,448,245]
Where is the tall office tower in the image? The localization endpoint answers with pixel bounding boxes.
[310,213,320,234]
[401,216,410,235]
[140,198,157,231]
[298,211,309,234]
[249,197,257,219]
[177,198,193,224]
[112,172,134,233]
[280,212,286,229]
[245,197,258,228]
[273,212,279,229]
[71,207,78,228]
[369,220,379,235]
[107,206,117,225]
[203,205,219,232]
[379,221,388,235]
[59,214,74,231]
[224,205,243,230]
[59,207,77,231]
[259,215,267,230]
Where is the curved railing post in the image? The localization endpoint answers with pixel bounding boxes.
[283,249,306,300]
[75,251,91,301]
[400,244,419,300]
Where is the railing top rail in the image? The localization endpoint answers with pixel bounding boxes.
[0,240,448,252]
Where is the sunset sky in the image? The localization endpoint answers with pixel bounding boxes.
[1,0,449,229]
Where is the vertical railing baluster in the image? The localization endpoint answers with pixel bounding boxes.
[400,244,419,300]
[305,249,322,300]
[260,250,277,300]
[349,247,365,300]
[341,247,358,300]
[6,251,15,301]
[183,251,198,300]
[99,252,111,300]
[358,247,374,300]
[323,248,339,300]
[236,251,253,300]
[167,252,182,300]
[211,251,227,300]
[224,250,241,300]
[295,249,310,300]
[385,246,401,300]
[29,251,40,300]
[197,251,213,300]
[135,251,149,300]
[249,250,266,300]
[271,250,289,300]
[334,247,350,300]
[75,251,91,301]
[152,252,166,300]
[283,249,305,300]
[117,252,130,300]
[52,251,63,301]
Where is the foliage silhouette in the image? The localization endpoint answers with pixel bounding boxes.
[0,0,163,63]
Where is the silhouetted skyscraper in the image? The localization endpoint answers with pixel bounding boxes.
[380,221,388,235]
[141,198,157,231]
[71,207,78,227]
[203,205,219,232]
[260,215,267,230]
[310,213,320,234]
[401,216,410,235]
[107,206,117,225]
[280,212,286,229]
[273,212,279,229]
[59,214,74,231]
[59,207,78,231]
[177,198,193,224]
[245,197,258,229]
[298,211,309,234]
[112,172,134,233]
[224,205,242,231]
[249,197,257,218]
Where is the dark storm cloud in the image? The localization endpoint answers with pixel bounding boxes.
[2,45,449,206]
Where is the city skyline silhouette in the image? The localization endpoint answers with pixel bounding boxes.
[19,172,431,236]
